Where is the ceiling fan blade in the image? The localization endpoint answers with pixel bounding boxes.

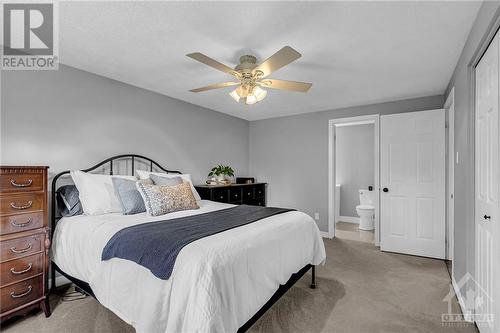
[189,82,240,93]
[253,46,302,78]
[258,79,312,92]
[186,53,238,77]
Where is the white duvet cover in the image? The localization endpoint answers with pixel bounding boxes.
[51,200,326,333]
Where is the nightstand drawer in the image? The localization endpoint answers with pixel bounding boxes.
[229,188,242,202]
[213,188,229,202]
[0,275,43,313]
[247,198,265,207]
[1,234,43,262]
[0,193,45,216]
[1,253,43,287]
[0,172,44,194]
[0,212,44,236]
[243,188,254,200]
[254,185,265,198]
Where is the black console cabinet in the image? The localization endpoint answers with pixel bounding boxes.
[195,183,267,206]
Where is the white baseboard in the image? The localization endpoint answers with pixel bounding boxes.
[451,275,473,322]
[338,216,360,224]
[320,231,334,239]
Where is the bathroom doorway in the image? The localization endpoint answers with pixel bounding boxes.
[328,115,380,245]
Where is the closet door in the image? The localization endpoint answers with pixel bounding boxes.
[475,30,500,333]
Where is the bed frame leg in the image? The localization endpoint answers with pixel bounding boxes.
[310,265,316,289]
[50,263,56,292]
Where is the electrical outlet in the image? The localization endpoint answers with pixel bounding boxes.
[314,213,320,220]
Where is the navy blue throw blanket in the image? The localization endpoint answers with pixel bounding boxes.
[101,205,294,280]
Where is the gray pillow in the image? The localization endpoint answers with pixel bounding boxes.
[150,174,183,186]
[112,178,148,215]
[56,185,83,217]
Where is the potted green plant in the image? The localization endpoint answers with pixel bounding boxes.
[208,165,234,184]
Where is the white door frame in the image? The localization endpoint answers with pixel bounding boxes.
[328,114,380,245]
[445,87,455,262]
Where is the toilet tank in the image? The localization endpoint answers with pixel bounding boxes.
[359,189,375,205]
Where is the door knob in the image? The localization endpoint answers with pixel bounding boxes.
[484,215,491,220]
[383,188,389,192]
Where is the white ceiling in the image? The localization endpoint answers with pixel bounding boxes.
[60,1,481,121]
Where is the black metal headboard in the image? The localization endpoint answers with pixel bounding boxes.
[50,154,182,238]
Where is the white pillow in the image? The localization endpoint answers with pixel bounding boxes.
[136,170,201,201]
[70,170,136,215]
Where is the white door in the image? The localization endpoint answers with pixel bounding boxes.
[380,109,445,259]
[474,30,499,333]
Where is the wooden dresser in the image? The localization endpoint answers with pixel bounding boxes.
[195,183,267,206]
[0,166,50,321]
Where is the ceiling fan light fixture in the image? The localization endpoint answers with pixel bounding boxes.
[229,89,241,102]
[245,94,258,105]
[253,86,267,102]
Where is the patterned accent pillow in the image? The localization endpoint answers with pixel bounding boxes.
[136,181,199,216]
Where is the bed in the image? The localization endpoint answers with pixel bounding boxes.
[49,155,326,333]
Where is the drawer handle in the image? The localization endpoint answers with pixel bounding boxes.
[10,217,33,228]
[10,263,32,275]
[234,194,238,198]
[10,201,33,210]
[220,196,224,199]
[10,243,32,254]
[10,285,32,298]
[247,192,251,196]
[10,179,33,188]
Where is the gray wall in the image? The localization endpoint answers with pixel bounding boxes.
[445,1,500,294]
[249,95,443,231]
[336,124,374,217]
[1,65,250,185]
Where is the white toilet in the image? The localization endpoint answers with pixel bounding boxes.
[356,189,375,231]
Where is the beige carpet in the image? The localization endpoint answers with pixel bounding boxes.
[1,238,476,333]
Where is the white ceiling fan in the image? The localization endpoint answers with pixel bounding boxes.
[187,46,312,105]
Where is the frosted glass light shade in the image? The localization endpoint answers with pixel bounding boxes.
[229,86,267,104]
[253,86,267,102]
[229,89,240,102]
[245,94,257,105]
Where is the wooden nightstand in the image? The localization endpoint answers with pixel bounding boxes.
[195,183,267,206]
[0,166,51,321]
